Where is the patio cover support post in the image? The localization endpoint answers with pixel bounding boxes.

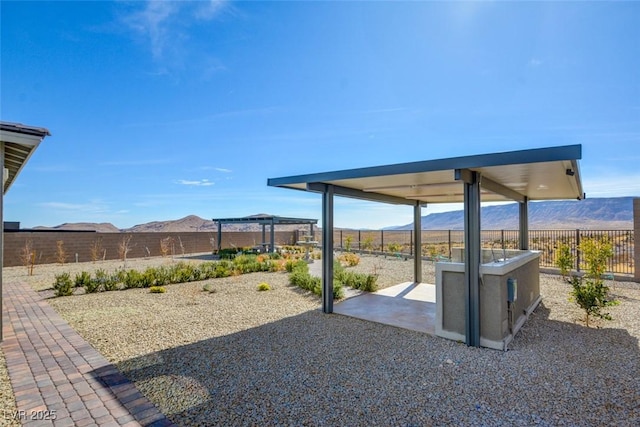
[270,218,275,253]
[519,197,529,250]
[458,168,481,347]
[413,202,422,284]
[322,184,334,313]
[217,222,222,253]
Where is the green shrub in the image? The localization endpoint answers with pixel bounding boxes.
[569,277,618,327]
[214,263,232,278]
[74,271,92,288]
[123,269,145,289]
[285,259,307,273]
[257,282,271,291]
[339,252,360,266]
[53,273,73,297]
[94,269,119,292]
[332,279,344,299]
[84,276,102,294]
[566,236,619,327]
[149,286,166,293]
[555,242,574,278]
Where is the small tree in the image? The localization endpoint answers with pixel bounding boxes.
[555,241,574,278]
[90,237,104,263]
[20,239,37,276]
[160,236,173,257]
[362,235,374,254]
[344,235,353,252]
[558,236,619,327]
[118,235,133,262]
[56,240,68,265]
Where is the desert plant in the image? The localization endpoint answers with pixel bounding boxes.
[285,259,307,273]
[160,236,174,257]
[339,252,360,267]
[118,235,134,262]
[149,286,166,293]
[178,236,186,256]
[344,235,354,252]
[566,236,619,327]
[90,237,104,263]
[55,240,68,265]
[387,242,403,254]
[122,269,145,289]
[555,241,574,278]
[74,271,92,288]
[53,273,73,297]
[94,268,119,291]
[362,235,374,254]
[257,282,271,291]
[20,239,37,276]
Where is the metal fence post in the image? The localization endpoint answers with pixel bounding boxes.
[576,229,581,272]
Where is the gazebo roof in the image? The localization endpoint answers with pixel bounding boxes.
[212,214,317,225]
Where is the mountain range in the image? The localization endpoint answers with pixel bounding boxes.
[30,197,636,232]
[387,197,635,230]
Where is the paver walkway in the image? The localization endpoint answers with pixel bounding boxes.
[2,280,175,427]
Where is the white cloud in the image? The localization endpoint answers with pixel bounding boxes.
[177,179,214,186]
[214,167,232,173]
[529,58,543,67]
[121,0,230,60]
[123,1,179,59]
[195,0,228,20]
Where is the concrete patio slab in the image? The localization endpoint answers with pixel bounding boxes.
[333,282,436,334]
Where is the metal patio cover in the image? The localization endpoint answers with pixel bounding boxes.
[267,145,584,205]
[267,144,584,348]
[212,214,318,253]
[1,121,51,343]
[1,122,51,194]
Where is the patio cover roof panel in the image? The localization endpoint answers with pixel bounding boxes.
[1,122,51,194]
[267,145,584,204]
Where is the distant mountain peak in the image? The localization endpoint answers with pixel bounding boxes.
[387,197,635,230]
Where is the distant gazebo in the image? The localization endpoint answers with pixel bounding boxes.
[212,214,318,253]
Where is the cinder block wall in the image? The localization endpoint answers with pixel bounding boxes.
[3,231,297,267]
[635,198,640,280]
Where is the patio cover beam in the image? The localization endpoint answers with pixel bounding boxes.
[307,182,415,205]
[480,176,526,203]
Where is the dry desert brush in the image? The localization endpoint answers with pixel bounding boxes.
[20,239,37,276]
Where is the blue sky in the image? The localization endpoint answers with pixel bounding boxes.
[2,1,639,229]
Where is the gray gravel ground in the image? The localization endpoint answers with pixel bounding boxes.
[4,254,640,426]
[0,348,20,427]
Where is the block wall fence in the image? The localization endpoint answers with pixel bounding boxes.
[4,231,298,267]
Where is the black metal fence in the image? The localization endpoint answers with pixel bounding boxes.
[324,229,635,275]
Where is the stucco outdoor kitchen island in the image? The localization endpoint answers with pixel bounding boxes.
[436,249,541,350]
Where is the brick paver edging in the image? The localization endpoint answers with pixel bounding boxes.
[2,280,175,427]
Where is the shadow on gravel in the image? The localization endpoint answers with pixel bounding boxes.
[94,303,639,427]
